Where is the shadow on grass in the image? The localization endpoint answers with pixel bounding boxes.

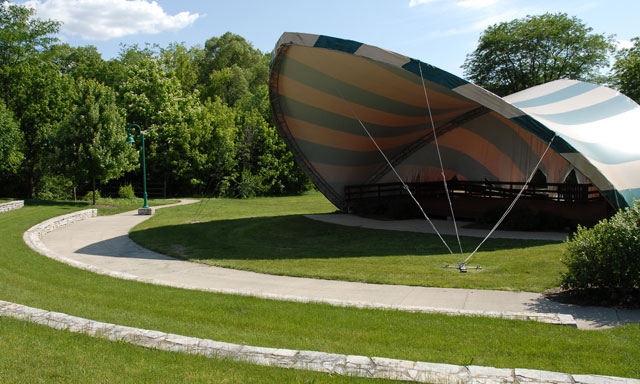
[127,214,558,262]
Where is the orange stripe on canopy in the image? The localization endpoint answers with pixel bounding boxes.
[285,46,476,110]
[439,128,527,181]
[285,116,428,152]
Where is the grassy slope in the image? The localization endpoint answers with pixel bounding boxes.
[0,317,394,384]
[130,192,565,292]
[0,199,638,379]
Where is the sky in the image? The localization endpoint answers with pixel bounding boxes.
[15,0,640,77]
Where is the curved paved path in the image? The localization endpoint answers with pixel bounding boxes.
[38,201,640,330]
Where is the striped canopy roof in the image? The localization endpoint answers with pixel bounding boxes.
[268,32,640,211]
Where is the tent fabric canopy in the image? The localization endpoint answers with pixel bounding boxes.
[268,32,640,211]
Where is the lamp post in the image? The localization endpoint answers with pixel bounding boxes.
[126,123,152,214]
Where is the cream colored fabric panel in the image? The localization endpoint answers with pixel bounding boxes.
[561,153,614,191]
[522,86,621,115]
[504,79,580,104]
[535,108,640,155]
[453,84,523,119]
[354,44,411,68]
[585,159,640,191]
[275,32,319,50]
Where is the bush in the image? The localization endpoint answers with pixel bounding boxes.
[35,175,73,200]
[561,200,640,304]
[118,184,136,199]
[82,190,101,202]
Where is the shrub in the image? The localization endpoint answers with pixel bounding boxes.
[233,169,266,199]
[82,190,101,202]
[35,175,73,200]
[561,200,640,304]
[118,184,136,199]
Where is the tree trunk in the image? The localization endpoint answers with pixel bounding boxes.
[163,178,167,199]
[29,173,35,199]
[92,178,96,205]
[73,186,77,202]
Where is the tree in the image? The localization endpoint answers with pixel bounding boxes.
[9,61,73,197]
[610,37,640,103]
[189,97,238,194]
[198,32,267,104]
[55,79,137,204]
[118,55,200,189]
[48,44,108,83]
[159,42,204,93]
[462,13,614,96]
[0,1,70,196]
[0,102,23,176]
[0,0,60,104]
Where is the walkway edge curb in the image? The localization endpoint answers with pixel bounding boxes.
[1,300,636,384]
[24,208,578,328]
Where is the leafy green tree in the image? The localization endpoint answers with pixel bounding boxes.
[55,79,137,204]
[199,32,268,104]
[189,97,238,194]
[160,42,204,93]
[206,65,251,107]
[0,0,60,104]
[610,37,640,103]
[10,61,73,196]
[48,44,108,82]
[118,56,200,189]
[462,13,614,96]
[0,1,71,196]
[233,104,310,197]
[0,102,23,176]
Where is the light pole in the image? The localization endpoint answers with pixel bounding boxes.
[126,123,151,214]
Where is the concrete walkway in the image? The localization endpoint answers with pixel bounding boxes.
[38,201,640,330]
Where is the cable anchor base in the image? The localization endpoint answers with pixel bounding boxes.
[444,262,482,273]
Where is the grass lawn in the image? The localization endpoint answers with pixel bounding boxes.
[0,198,15,203]
[130,192,566,292]
[83,196,178,215]
[1,198,638,380]
[0,317,394,384]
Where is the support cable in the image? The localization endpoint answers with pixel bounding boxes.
[417,63,464,260]
[326,73,455,255]
[463,134,557,265]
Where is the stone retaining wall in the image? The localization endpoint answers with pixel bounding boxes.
[0,200,24,213]
[0,300,636,384]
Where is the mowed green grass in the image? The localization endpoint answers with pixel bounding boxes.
[86,197,178,215]
[1,199,639,379]
[130,192,566,292]
[0,317,395,384]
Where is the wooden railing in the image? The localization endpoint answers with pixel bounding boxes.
[345,180,601,203]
